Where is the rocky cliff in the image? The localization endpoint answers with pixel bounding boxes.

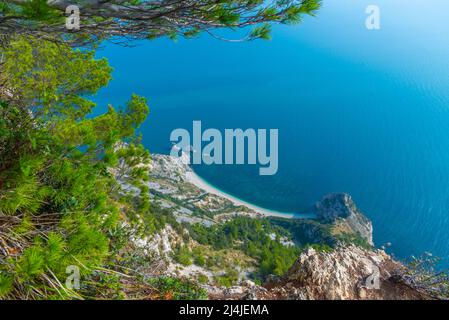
[209,246,431,300]
[130,154,436,300]
[316,193,374,246]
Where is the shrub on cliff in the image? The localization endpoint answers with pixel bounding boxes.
[0,37,152,299]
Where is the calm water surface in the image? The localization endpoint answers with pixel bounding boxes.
[94,0,449,266]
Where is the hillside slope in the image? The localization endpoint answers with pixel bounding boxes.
[209,245,431,300]
[131,154,437,300]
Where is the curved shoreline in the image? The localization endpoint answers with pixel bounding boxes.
[185,169,315,219]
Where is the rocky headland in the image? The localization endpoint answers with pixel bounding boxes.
[130,154,437,300]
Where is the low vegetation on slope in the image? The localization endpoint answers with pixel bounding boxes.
[0,37,203,299]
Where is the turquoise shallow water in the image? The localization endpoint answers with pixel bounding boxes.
[94,0,449,266]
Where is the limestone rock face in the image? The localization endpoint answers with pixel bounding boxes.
[281,246,394,299]
[316,193,374,246]
[149,153,191,182]
[208,246,430,300]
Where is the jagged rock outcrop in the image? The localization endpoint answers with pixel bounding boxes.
[208,246,431,300]
[276,245,428,299]
[140,155,432,300]
[315,193,373,246]
[149,153,191,183]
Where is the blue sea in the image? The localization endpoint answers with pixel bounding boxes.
[94,0,449,266]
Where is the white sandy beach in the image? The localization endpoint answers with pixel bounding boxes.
[185,170,314,219]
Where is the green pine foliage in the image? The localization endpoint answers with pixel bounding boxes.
[0,0,322,43]
[0,37,155,299]
[174,245,193,266]
[148,277,207,300]
[187,216,301,279]
[0,0,62,23]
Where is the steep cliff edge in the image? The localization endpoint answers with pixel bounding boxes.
[316,193,373,246]
[209,246,431,300]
